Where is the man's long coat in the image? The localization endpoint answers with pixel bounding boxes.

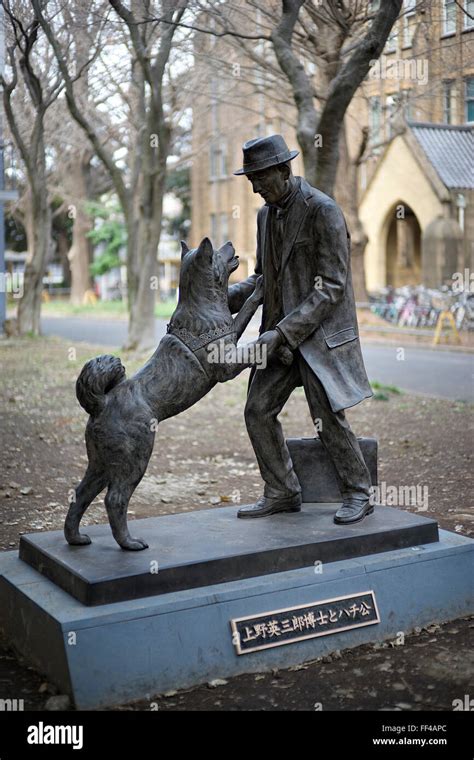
[228,177,373,413]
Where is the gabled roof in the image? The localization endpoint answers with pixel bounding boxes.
[408,122,474,190]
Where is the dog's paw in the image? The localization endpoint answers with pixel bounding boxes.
[66,533,92,546]
[120,537,149,551]
[252,275,264,303]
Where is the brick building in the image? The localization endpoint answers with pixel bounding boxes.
[190,1,474,292]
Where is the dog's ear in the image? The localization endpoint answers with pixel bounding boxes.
[180,241,189,259]
[195,237,213,263]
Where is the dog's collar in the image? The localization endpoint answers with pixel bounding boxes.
[166,323,236,352]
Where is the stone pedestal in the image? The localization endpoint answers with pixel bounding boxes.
[19,503,435,607]
[0,438,472,709]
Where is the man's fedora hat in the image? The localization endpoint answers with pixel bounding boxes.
[234,134,299,176]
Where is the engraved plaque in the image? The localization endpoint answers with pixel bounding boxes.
[231,590,380,654]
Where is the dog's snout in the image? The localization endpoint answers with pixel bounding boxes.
[221,241,236,260]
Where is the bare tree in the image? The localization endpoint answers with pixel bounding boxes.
[34,0,189,349]
[169,0,404,298]
[56,5,98,305]
[272,0,402,300]
[270,0,403,193]
[1,0,62,334]
[45,3,116,305]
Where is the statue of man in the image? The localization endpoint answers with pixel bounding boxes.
[229,134,374,524]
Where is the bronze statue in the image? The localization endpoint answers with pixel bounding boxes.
[230,134,374,524]
[68,239,262,550]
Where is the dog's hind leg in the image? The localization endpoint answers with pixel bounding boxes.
[64,468,106,546]
[105,481,149,551]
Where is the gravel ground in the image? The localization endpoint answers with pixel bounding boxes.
[0,335,472,711]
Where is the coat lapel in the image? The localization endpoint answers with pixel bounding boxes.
[279,184,310,273]
[260,205,269,272]
[259,206,272,332]
[258,179,311,276]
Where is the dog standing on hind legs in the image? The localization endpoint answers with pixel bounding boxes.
[65,238,264,551]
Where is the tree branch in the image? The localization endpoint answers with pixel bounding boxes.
[32,0,131,217]
[271,0,318,174]
[315,0,404,193]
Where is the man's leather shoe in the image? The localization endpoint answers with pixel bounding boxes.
[237,494,302,519]
[334,498,374,525]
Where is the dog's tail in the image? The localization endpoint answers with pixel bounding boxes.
[76,355,126,417]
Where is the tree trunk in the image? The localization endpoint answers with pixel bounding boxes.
[56,227,72,289]
[17,185,51,334]
[125,104,169,351]
[125,159,166,350]
[126,213,162,350]
[294,87,369,299]
[68,152,93,305]
[336,125,368,302]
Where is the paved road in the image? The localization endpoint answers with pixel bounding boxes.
[41,316,474,402]
[361,344,473,403]
[41,315,168,347]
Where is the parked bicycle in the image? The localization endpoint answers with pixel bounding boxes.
[370,284,474,331]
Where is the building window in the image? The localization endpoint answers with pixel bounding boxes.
[443,0,456,35]
[465,78,474,122]
[219,140,228,177]
[209,213,229,247]
[369,96,382,146]
[210,141,219,179]
[386,28,398,53]
[464,0,474,29]
[209,138,228,180]
[402,0,416,47]
[443,81,455,124]
[386,94,401,138]
[403,89,413,120]
[210,78,218,133]
[220,213,228,245]
[210,213,218,244]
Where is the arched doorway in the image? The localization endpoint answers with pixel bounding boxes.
[385,203,422,287]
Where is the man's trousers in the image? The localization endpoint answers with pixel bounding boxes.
[244,352,371,502]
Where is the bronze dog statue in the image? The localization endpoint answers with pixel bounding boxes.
[67,238,263,550]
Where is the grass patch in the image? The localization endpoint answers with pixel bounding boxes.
[155,300,177,319]
[370,380,402,401]
[372,391,390,401]
[371,381,402,394]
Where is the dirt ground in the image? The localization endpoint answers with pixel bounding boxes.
[0,335,472,711]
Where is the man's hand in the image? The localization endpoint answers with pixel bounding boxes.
[255,329,283,360]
